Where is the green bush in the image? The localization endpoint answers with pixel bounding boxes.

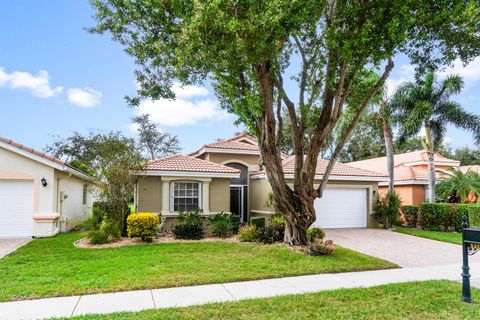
[374,191,402,229]
[88,229,109,245]
[127,212,159,241]
[229,215,241,234]
[258,225,284,244]
[401,205,419,228]
[270,216,285,228]
[307,227,325,242]
[209,213,233,238]
[238,225,259,242]
[250,217,266,229]
[459,204,480,228]
[172,210,204,240]
[418,203,452,231]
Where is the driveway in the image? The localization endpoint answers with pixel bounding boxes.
[326,228,480,267]
[0,238,31,259]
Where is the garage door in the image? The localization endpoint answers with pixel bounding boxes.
[313,188,367,228]
[0,180,34,238]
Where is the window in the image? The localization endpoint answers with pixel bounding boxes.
[172,182,200,212]
[82,184,88,205]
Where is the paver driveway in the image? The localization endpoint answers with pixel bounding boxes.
[326,228,480,267]
[0,238,31,259]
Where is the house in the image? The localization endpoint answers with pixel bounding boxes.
[459,165,480,174]
[347,150,460,205]
[0,137,97,238]
[134,134,388,229]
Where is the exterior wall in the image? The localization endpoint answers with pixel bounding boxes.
[0,147,56,215]
[379,184,426,206]
[206,153,261,171]
[136,176,230,214]
[209,178,230,212]
[54,171,97,231]
[137,176,162,213]
[249,176,380,228]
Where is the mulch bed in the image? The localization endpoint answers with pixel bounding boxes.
[74,233,240,249]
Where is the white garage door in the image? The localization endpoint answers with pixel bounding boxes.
[0,180,34,238]
[313,188,367,228]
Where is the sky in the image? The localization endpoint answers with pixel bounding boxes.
[1,1,479,156]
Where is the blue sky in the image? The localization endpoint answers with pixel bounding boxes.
[1,1,479,155]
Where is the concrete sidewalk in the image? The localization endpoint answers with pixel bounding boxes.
[1,263,479,320]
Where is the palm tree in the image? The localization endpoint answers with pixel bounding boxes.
[436,169,480,203]
[391,71,480,202]
[378,97,395,192]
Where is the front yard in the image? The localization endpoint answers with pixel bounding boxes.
[61,281,479,320]
[0,232,396,302]
[394,227,462,245]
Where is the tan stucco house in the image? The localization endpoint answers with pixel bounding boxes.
[134,134,388,229]
[0,137,96,238]
[348,150,460,206]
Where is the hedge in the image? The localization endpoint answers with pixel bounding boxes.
[417,203,480,231]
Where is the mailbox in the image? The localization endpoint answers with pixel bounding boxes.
[462,219,480,303]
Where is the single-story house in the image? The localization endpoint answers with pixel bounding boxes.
[0,136,96,238]
[134,134,388,229]
[347,150,460,205]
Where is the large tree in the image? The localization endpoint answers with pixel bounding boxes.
[132,113,181,160]
[91,0,480,245]
[391,72,480,202]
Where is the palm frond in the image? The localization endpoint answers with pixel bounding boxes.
[436,100,480,144]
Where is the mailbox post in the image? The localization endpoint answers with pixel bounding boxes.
[461,215,480,303]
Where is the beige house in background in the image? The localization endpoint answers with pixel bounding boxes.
[134,134,388,229]
[0,137,97,238]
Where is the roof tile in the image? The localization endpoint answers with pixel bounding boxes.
[146,154,241,174]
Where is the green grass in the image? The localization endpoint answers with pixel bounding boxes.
[60,281,480,320]
[0,232,396,302]
[394,227,463,245]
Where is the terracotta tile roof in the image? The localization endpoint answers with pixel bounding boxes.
[0,136,65,166]
[348,150,460,174]
[459,165,480,174]
[281,156,387,177]
[394,166,451,182]
[204,140,259,151]
[146,154,241,174]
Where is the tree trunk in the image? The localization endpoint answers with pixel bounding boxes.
[379,102,395,192]
[425,121,436,202]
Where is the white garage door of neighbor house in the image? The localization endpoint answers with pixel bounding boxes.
[313,188,367,228]
[0,180,34,238]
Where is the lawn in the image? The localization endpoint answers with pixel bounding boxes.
[394,227,462,245]
[61,281,479,320]
[0,232,396,302]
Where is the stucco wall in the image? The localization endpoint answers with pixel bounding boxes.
[380,184,426,206]
[136,176,230,214]
[0,146,56,214]
[137,176,162,213]
[206,153,261,170]
[209,178,230,212]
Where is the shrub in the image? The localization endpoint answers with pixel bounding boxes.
[374,191,402,229]
[418,203,452,231]
[88,229,109,245]
[270,216,285,228]
[238,225,259,242]
[401,205,419,228]
[250,217,266,229]
[127,212,159,241]
[209,213,232,238]
[307,227,325,243]
[258,225,284,244]
[229,215,241,234]
[172,210,204,240]
[458,204,480,228]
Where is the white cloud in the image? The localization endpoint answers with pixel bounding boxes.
[439,57,480,83]
[67,87,102,108]
[0,67,63,98]
[135,83,226,126]
[384,64,415,98]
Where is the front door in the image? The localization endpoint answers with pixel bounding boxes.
[230,185,248,222]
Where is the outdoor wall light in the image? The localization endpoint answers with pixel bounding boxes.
[41,177,47,187]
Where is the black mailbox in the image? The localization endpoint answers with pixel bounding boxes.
[462,220,480,303]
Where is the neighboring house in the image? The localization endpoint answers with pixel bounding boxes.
[134,134,388,229]
[347,150,460,206]
[459,165,480,174]
[0,137,96,238]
